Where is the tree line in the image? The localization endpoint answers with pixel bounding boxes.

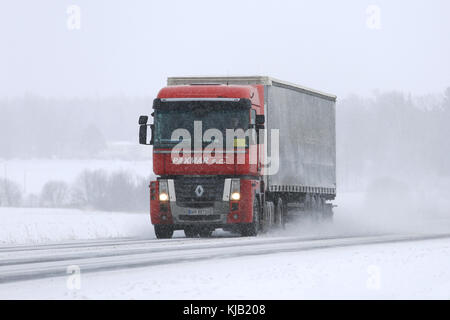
[1,88,449,198]
[337,88,450,190]
[0,170,150,212]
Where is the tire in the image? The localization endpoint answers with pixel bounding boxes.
[198,228,213,238]
[154,225,174,239]
[304,193,314,220]
[261,201,274,233]
[241,196,260,237]
[311,195,322,222]
[275,198,285,229]
[184,227,198,238]
[323,203,334,223]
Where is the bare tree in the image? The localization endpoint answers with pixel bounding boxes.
[71,169,108,209]
[0,179,22,207]
[68,169,149,212]
[40,180,69,207]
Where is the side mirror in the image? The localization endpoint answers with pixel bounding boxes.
[139,124,154,145]
[139,125,148,145]
[139,115,148,125]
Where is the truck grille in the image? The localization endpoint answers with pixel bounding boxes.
[174,177,224,208]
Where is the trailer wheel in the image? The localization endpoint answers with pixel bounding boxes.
[311,195,322,222]
[154,225,174,239]
[241,197,260,237]
[275,198,285,229]
[323,203,334,222]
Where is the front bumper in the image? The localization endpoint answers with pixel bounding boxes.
[150,178,257,228]
[170,201,230,225]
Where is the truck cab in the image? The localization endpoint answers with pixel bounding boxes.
[140,81,266,238]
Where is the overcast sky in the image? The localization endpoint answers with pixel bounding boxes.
[1,0,449,99]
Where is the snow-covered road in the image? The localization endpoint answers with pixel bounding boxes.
[1,233,450,299]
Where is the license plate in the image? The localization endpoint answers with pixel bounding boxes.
[186,208,212,215]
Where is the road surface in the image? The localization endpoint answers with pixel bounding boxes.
[1,232,450,284]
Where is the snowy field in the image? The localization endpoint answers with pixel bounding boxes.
[0,208,153,245]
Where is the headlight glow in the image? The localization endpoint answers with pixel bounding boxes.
[159,192,169,201]
[231,192,241,201]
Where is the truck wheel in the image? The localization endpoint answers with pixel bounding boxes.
[261,201,274,233]
[184,227,198,238]
[154,225,174,239]
[198,228,214,238]
[275,198,285,229]
[241,197,260,237]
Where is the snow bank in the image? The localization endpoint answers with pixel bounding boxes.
[0,208,154,245]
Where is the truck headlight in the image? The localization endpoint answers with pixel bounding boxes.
[231,192,240,201]
[159,180,169,202]
[230,179,240,201]
[159,192,169,201]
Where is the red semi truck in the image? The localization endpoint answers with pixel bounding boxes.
[139,76,336,239]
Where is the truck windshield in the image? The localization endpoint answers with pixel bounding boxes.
[154,101,249,148]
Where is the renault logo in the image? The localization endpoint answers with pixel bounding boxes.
[195,185,204,197]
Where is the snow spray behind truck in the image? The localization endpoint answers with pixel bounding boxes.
[139,76,336,239]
